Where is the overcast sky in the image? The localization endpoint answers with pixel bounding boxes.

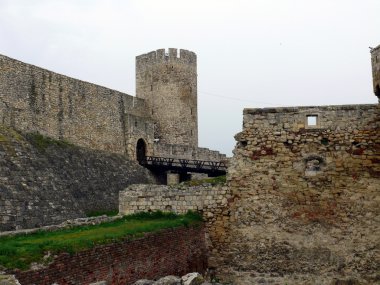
[0,0,379,156]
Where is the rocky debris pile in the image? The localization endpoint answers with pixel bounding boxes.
[132,272,224,285]
[0,274,20,285]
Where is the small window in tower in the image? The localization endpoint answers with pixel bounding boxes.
[190,87,192,93]
[135,121,138,127]
[190,108,193,115]
[150,85,153,91]
[306,115,318,127]
[191,130,193,136]
[152,109,154,115]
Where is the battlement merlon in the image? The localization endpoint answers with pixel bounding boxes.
[136,48,197,71]
[370,44,380,54]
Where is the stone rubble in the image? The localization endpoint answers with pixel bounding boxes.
[133,273,222,285]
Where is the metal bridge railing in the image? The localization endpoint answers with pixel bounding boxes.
[139,156,227,174]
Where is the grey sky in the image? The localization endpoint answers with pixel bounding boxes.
[0,0,379,156]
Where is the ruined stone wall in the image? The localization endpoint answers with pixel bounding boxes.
[0,125,155,231]
[12,226,207,285]
[136,49,198,147]
[0,54,154,159]
[371,45,380,101]
[119,183,232,270]
[219,104,380,284]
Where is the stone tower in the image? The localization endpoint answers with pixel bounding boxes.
[371,45,380,102]
[136,48,198,147]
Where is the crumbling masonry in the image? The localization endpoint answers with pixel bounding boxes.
[120,45,380,284]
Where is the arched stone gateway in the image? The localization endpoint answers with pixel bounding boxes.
[136,138,147,164]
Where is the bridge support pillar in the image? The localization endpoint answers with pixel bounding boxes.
[167,172,180,185]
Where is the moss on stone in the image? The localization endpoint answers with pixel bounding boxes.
[26,132,72,152]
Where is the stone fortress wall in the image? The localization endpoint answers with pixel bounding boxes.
[136,48,198,147]
[120,103,379,284]
[0,50,225,162]
[371,44,380,101]
[0,54,154,160]
[0,124,155,231]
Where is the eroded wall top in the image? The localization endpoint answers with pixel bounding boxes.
[371,44,380,101]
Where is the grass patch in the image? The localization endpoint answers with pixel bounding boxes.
[85,209,119,217]
[26,132,71,152]
[182,175,226,186]
[0,211,202,271]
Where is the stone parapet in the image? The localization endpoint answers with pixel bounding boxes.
[153,143,227,161]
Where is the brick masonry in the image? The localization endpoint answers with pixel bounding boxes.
[119,184,232,271]
[12,226,207,285]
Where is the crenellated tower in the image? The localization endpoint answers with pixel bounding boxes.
[136,48,198,147]
[371,45,380,102]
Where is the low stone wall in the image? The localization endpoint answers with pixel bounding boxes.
[11,226,207,285]
[119,183,232,268]
[119,184,230,215]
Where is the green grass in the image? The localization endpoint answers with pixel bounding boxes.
[182,175,226,186]
[85,209,119,217]
[26,132,71,152]
[0,211,202,271]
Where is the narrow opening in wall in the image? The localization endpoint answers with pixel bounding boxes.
[190,87,192,93]
[150,85,153,91]
[307,115,318,126]
[191,130,193,136]
[321,138,329,145]
[375,84,380,96]
[135,121,138,127]
[152,109,154,115]
[190,108,193,115]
